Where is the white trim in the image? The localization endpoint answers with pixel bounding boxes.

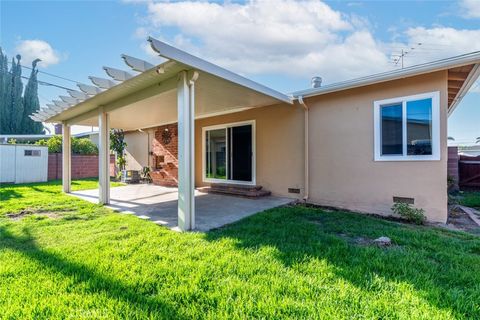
[374,91,440,162]
[148,37,293,104]
[449,63,480,116]
[293,51,480,99]
[202,120,256,186]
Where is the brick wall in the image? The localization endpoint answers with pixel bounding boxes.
[48,154,115,180]
[447,146,459,191]
[150,124,178,187]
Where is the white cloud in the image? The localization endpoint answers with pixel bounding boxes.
[135,0,393,83]
[15,39,62,68]
[460,0,480,18]
[132,0,480,85]
[402,27,480,64]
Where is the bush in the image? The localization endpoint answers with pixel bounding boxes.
[391,202,426,225]
[36,135,62,153]
[35,135,98,155]
[72,138,98,155]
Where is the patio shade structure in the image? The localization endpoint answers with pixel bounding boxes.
[31,37,292,231]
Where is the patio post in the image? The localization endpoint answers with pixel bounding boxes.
[98,109,110,204]
[177,71,195,231]
[62,122,71,193]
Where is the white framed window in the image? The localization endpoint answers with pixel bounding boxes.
[202,120,256,185]
[374,91,440,161]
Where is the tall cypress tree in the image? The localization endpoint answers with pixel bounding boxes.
[23,59,43,134]
[12,55,24,133]
[0,48,8,133]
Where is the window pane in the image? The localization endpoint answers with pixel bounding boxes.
[381,104,403,155]
[205,129,227,179]
[407,98,432,155]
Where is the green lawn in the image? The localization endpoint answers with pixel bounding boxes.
[459,191,480,209]
[1,180,480,319]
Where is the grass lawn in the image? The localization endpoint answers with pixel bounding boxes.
[1,180,480,319]
[459,191,480,209]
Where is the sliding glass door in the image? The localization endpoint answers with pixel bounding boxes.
[204,122,254,184]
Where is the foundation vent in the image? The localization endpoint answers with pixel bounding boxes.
[288,188,301,194]
[393,196,414,205]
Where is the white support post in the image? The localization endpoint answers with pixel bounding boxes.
[98,110,110,204]
[62,123,71,193]
[177,71,195,231]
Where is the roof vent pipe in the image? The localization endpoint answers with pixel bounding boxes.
[311,76,322,88]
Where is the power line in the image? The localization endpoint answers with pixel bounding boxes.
[7,60,81,84]
[7,71,75,91]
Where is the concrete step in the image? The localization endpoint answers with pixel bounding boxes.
[202,183,271,198]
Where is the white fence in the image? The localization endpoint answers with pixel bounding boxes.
[0,145,48,184]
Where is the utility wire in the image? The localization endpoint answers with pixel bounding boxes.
[7,60,81,84]
[7,71,75,91]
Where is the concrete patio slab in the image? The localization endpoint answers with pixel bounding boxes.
[71,184,293,231]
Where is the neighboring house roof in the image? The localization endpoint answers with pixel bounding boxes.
[292,51,480,115]
[74,131,99,138]
[0,131,98,143]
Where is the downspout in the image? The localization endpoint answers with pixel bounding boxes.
[298,95,309,201]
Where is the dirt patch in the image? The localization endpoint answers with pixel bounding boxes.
[6,210,34,220]
[447,205,480,235]
[336,233,397,248]
[6,209,63,221]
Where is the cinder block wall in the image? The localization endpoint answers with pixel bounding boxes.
[48,154,115,180]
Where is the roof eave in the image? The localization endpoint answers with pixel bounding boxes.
[44,59,181,123]
[448,63,480,116]
[148,37,293,104]
[292,51,480,99]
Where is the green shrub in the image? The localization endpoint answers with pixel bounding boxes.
[72,138,98,155]
[391,202,426,225]
[35,135,98,155]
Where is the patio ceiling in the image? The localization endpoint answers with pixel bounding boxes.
[32,38,293,130]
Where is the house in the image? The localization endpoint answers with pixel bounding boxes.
[30,38,480,230]
[459,145,480,156]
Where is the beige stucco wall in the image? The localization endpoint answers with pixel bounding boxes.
[122,70,448,222]
[124,130,152,171]
[195,104,305,199]
[305,71,449,222]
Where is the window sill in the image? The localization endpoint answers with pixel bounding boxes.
[374,155,441,162]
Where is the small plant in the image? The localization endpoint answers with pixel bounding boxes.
[447,175,456,192]
[391,202,426,225]
[110,129,127,172]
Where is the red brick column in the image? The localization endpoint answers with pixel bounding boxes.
[150,124,179,187]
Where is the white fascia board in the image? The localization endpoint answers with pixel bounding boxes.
[60,95,81,105]
[293,51,480,99]
[103,66,133,81]
[46,104,63,112]
[41,108,57,116]
[89,76,116,89]
[68,89,89,100]
[148,37,293,104]
[449,63,480,116]
[78,83,103,95]
[121,54,154,72]
[29,115,43,122]
[53,100,71,108]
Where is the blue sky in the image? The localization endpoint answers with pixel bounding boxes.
[1,0,479,144]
